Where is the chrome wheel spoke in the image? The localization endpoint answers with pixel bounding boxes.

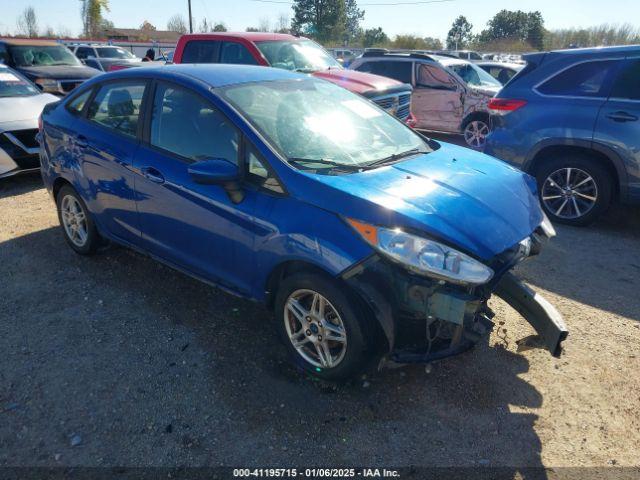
[573,175,593,189]
[555,198,569,216]
[571,197,581,216]
[290,329,310,348]
[287,298,308,322]
[323,321,346,343]
[575,192,596,201]
[315,341,333,368]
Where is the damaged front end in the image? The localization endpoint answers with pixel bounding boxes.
[341,228,567,365]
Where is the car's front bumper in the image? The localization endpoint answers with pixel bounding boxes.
[0,129,41,179]
[341,236,567,365]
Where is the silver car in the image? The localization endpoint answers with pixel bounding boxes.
[350,52,503,149]
[0,66,58,178]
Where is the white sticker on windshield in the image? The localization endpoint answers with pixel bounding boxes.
[0,72,22,82]
[342,99,382,119]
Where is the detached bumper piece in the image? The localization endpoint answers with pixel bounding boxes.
[494,272,568,357]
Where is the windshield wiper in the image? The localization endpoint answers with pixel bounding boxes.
[288,157,365,171]
[363,147,427,169]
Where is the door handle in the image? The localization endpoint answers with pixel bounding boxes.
[141,166,165,184]
[606,111,638,122]
[75,135,88,148]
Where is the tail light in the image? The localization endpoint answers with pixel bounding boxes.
[38,114,43,131]
[488,98,527,115]
[406,112,417,129]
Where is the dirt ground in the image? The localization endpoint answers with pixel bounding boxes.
[1,173,639,470]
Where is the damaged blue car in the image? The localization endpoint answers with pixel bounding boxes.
[39,64,567,379]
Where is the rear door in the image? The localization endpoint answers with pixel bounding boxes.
[72,79,148,245]
[532,58,622,143]
[180,40,222,63]
[412,62,464,132]
[594,57,640,201]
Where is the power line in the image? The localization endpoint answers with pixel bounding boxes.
[248,0,454,5]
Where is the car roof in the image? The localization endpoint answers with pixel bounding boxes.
[545,44,640,55]
[101,63,305,88]
[0,38,61,46]
[179,32,304,42]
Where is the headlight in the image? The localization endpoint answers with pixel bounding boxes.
[346,218,494,286]
[35,78,61,93]
[540,212,556,238]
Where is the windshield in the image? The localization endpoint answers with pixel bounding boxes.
[0,69,39,97]
[256,40,342,73]
[220,78,429,172]
[97,47,135,59]
[445,61,501,88]
[9,45,81,67]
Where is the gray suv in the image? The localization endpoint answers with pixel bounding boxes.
[485,45,640,225]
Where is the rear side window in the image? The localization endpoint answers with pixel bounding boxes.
[75,47,94,59]
[416,63,457,89]
[355,60,412,84]
[87,81,146,137]
[610,60,640,100]
[150,82,239,163]
[67,89,92,115]
[537,60,619,98]
[181,40,221,63]
[219,42,258,65]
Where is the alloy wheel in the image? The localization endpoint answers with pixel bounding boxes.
[463,120,489,149]
[61,195,88,247]
[284,289,347,369]
[541,167,598,220]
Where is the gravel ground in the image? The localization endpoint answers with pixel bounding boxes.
[1,174,639,470]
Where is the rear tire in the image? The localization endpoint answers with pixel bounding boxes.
[462,116,490,150]
[274,272,374,380]
[56,185,100,255]
[535,154,612,226]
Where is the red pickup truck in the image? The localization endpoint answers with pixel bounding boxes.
[173,32,414,125]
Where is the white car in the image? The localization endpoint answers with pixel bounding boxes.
[0,65,58,178]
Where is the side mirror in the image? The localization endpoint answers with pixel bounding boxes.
[188,158,239,184]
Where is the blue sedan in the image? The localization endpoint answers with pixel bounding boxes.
[39,64,567,379]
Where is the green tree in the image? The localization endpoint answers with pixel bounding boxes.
[423,36,443,50]
[213,22,227,32]
[80,0,110,38]
[392,34,428,50]
[362,27,388,47]
[446,15,473,49]
[344,0,364,42]
[17,6,38,37]
[479,10,545,50]
[291,0,347,43]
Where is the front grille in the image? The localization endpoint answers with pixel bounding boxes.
[8,129,38,149]
[0,134,39,170]
[372,92,412,121]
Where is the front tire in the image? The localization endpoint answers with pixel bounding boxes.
[56,185,100,255]
[536,154,612,226]
[274,272,373,380]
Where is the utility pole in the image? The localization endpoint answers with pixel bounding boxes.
[188,0,193,33]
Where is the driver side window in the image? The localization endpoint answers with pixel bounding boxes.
[416,63,457,89]
[150,82,239,163]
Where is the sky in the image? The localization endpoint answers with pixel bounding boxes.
[1,0,639,40]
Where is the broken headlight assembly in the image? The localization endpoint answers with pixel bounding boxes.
[347,218,494,286]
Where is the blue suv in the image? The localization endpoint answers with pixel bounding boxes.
[39,64,566,379]
[485,46,640,225]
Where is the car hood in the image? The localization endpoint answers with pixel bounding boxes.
[311,68,406,95]
[0,93,59,125]
[17,65,100,80]
[294,143,543,260]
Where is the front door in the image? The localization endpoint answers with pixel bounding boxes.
[594,57,640,201]
[412,62,464,132]
[133,81,256,294]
